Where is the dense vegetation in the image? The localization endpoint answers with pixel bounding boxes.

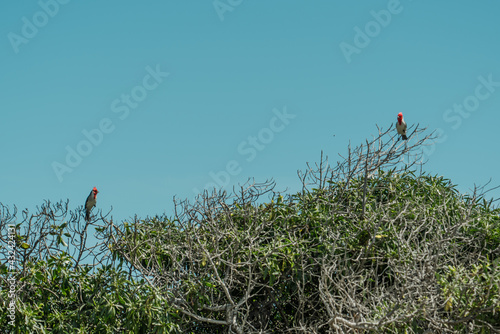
[1,126,499,333]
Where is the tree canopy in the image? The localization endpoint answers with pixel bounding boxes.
[1,125,499,333]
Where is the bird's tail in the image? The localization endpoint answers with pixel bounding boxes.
[85,210,90,222]
[402,135,408,140]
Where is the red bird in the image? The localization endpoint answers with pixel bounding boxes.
[84,187,99,221]
[396,112,408,140]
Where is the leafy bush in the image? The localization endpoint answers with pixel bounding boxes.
[1,126,499,333]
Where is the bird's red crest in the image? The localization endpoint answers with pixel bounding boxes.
[397,112,403,124]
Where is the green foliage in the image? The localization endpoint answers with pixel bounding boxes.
[0,253,180,333]
[1,158,499,332]
[108,170,500,332]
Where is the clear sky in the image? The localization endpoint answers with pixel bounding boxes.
[1,1,499,222]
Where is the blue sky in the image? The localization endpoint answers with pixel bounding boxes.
[1,0,499,222]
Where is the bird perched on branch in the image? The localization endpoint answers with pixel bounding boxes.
[396,112,408,140]
[84,187,99,221]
